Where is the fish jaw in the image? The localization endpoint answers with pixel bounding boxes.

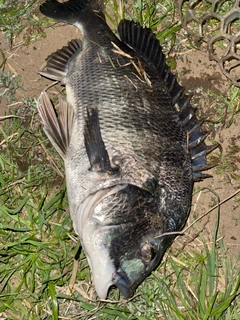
[82,220,116,299]
[112,259,146,299]
[74,185,128,299]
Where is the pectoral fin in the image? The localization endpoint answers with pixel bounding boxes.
[37,91,74,158]
[84,108,118,173]
[39,39,82,83]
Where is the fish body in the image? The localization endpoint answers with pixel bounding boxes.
[38,0,216,299]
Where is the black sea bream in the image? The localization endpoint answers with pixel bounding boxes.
[38,0,216,299]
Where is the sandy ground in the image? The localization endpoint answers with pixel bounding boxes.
[0,14,239,264]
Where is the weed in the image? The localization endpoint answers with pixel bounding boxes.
[0,0,50,45]
[105,0,181,52]
[207,87,240,128]
[0,71,22,104]
[0,111,70,319]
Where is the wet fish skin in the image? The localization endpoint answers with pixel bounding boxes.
[38,0,216,299]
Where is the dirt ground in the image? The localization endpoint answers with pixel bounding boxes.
[0,17,239,263]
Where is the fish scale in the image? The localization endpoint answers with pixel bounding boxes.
[37,0,217,299]
[68,47,183,191]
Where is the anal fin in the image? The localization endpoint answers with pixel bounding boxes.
[37,91,74,158]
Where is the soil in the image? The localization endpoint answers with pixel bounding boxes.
[0,15,239,263]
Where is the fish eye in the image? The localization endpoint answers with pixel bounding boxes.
[140,242,156,263]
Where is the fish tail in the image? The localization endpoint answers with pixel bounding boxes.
[40,0,104,24]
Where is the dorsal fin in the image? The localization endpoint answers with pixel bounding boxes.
[118,20,219,181]
[84,108,118,173]
[39,39,82,83]
[118,20,184,104]
[37,91,74,158]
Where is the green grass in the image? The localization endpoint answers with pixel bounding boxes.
[105,0,181,51]
[0,71,22,104]
[0,0,240,319]
[0,110,72,319]
[156,216,240,319]
[205,86,240,128]
[0,0,49,45]
[203,86,240,179]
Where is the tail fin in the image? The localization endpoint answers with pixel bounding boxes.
[40,0,104,24]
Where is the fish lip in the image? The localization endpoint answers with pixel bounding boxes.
[112,268,135,299]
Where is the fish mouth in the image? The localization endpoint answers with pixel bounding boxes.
[112,269,135,299]
[90,261,136,299]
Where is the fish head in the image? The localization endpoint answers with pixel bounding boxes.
[78,183,186,299]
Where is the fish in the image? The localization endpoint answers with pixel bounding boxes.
[37,0,217,299]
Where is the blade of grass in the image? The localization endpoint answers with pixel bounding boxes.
[48,281,59,320]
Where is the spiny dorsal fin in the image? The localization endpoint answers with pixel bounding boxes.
[37,91,74,158]
[118,20,184,104]
[118,19,219,181]
[39,39,82,83]
[84,108,118,173]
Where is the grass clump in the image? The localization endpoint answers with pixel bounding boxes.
[0,0,50,45]
[0,71,22,104]
[156,231,240,319]
[206,86,240,128]
[204,86,240,180]
[0,109,73,319]
[105,0,181,51]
